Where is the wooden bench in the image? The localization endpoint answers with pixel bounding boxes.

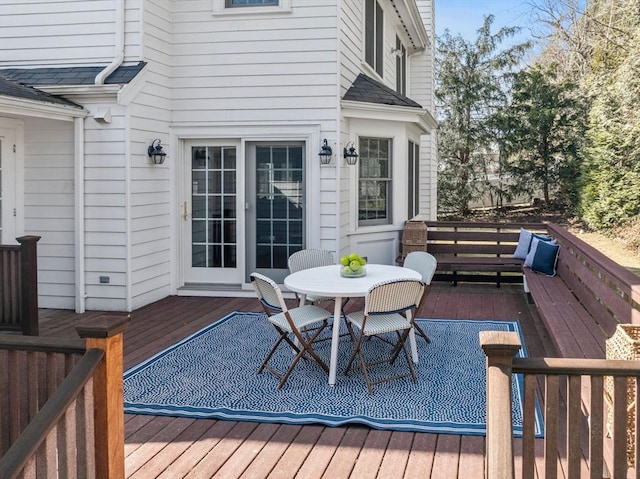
[422,221,549,286]
[522,223,640,474]
[523,223,640,360]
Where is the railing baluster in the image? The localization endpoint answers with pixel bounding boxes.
[589,375,604,479]
[567,375,582,477]
[545,375,559,479]
[612,376,628,478]
[522,374,536,479]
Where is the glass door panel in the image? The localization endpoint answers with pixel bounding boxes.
[184,144,242,284]
[247,143,304,283]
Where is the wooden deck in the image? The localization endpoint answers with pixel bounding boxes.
[37,284,560,479]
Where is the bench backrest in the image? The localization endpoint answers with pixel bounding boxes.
[549,223,640,335]
[424,221,549,256]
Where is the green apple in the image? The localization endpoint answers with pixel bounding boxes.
[340,255,350,266]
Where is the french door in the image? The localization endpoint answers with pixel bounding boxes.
[182,143,243,284]
[245,142,305,283]
[181,140,306,286]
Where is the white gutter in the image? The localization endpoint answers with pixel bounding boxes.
[95,0,125,85]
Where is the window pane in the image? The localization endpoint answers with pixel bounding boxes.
[227,0,278,6]
[365,0,375,68]
[375,1,383,76]
[359,137,392,226]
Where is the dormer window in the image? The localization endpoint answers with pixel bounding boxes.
[365,0,383,77]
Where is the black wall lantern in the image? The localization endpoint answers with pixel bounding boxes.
[148,139,167,165]
[318,138,333,165]
[343,141,359,165]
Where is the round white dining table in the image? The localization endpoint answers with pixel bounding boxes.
[284,264,422,386]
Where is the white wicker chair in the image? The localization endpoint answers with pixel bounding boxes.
[250,272,331,389]
[344,279,425,394]
[402,251,437,343]
[288,249,350,316]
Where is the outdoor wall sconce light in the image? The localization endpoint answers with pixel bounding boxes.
[343,141,359,165]
[319,139,333,165]
[148,139,167,165]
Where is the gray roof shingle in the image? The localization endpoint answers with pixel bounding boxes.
[343,73,422,109]
[0,61,146,86]
[0,75,82,108]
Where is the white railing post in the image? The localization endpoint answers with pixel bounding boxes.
[480,331,522,479]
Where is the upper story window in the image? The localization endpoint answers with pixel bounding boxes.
[213,0,290,14]
[395,36,407,96]
[226,0,278,6]
[359,137,392,226]
[365,0,384,77]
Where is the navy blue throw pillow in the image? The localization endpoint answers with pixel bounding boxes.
[530,239,560,276]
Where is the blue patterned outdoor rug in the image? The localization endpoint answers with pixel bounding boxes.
[124,312,543,436]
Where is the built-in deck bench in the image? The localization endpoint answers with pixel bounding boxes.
[516,223,640,474]
[523,223,640,360]
[423,221,548,286]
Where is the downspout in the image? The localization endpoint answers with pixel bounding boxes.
[95,0,125,85]
[74,117,86,313]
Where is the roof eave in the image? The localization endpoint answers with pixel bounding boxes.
[392,0,429,52]
[341,99,436,132]
[0,95,87,121]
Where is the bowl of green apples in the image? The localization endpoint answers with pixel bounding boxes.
[339,253,367,278]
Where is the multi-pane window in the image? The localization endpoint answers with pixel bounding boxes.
[395,36,407,96]
[365,0,384,77]
[408,141,420,219]
[358,137,392,226]
[226,0,278,7]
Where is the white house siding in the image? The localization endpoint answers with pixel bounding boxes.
[338,0,435,258]
[0,0,142,66]
[170,1,340,258]
[23,118,76,309]
[128,0,172,310]
[79,103,128,311]
[415,0,436,219]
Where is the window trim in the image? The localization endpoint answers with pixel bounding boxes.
[358,137,393,227]
[364,0,384,78]
[408,140,419,219]
[212,0,291,15]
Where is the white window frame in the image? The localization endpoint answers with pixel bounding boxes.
[358,137,393,227]
[408,140,419,219]
[212,0,291,15]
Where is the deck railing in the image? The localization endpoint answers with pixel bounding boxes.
[482,331,640,479]
[0,236,40,336]
[0,315,130,479]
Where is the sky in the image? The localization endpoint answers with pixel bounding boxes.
[435,0,537,43]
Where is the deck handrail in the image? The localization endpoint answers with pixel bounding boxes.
[482,332,640,479]
[0,348,104,479]
[0,315,130,479]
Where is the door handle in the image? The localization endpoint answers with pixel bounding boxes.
[183,201,190,221]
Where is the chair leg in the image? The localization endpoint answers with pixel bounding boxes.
[276,321,330,389]
[412,322,431,343]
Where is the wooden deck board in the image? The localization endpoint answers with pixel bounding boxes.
[31,283,581,479]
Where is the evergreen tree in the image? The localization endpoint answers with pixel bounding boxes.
[497,64,585,208]
[436,15,530,215]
